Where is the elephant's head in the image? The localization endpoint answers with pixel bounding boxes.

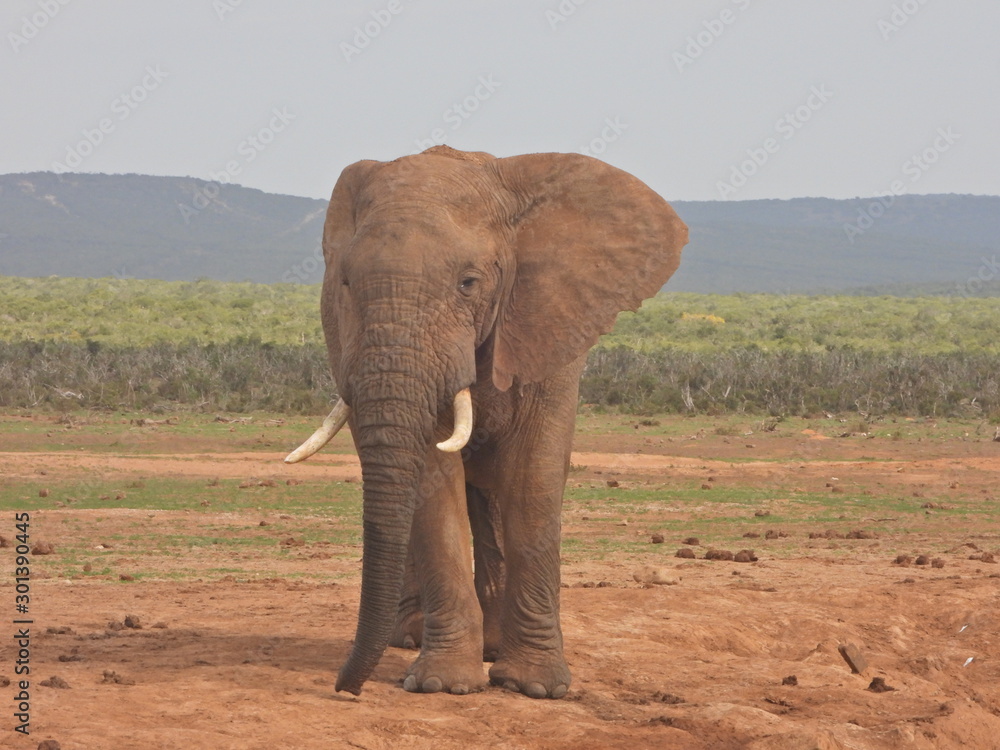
[286,146,687,694]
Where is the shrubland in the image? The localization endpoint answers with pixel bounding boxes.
[1,276,998,418]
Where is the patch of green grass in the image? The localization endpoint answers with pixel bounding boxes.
[574,412,752,438]
[0,412,358,455]
[13,473,367,584]
[562,479,993,562]
[0,476,362,515]
[567,484,780,511]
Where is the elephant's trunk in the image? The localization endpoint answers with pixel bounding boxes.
[327,274,476,694]
[334,375,434,694]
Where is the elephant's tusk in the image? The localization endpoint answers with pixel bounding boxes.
[284,399,350,463]
[436,387,473,453]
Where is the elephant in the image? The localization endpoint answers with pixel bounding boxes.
[285,145,688,698]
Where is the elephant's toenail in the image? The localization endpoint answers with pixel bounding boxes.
[402,635,416,649]
[525,682,547,699]
[403,675,418,692]
[503,680,520,693]
[450,683,469,695]
[551,684,568,699]
[422,676,443,693]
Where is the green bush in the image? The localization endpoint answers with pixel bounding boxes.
[580,347,1000,417]
[3,276,999,416]
[0,341,335,413]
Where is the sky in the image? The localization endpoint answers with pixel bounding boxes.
[4,0,999,203]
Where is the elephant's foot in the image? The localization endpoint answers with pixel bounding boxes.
[402,649,487,696]
[489,652,571,699]
[389,609,423,650]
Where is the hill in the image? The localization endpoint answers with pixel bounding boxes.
[1,172,997,294]
[669,195,1000,294]
[0,172,327,284]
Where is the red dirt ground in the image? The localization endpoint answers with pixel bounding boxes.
[1,416,999,749]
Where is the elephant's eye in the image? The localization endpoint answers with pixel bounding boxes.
[459,277,478,296]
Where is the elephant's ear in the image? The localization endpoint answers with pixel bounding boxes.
[320,159,381,382]
[322,159,382,263]
[490,153,688,392]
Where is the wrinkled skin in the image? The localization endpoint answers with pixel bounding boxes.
[305,146,687,698]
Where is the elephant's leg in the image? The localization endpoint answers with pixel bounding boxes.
[467,484,505,662]
[487,383,578,699]
[487,484,570,699]
[388,544,423,650]
[402,448,486,695]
